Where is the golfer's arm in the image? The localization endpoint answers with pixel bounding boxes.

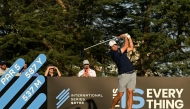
[127,38,134,52]
[120,36,128,53]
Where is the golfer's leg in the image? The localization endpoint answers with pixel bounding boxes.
[110,74,126,109]
[110,92,124,109]
[127,89,134,109]
[126,73,136,109]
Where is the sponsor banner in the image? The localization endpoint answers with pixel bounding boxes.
[47,77,115,109]
[0,77,47,109]
[0,54,47,109]
[47,77,190,109]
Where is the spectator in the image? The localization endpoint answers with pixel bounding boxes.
[20,63,28,75]
[19,62,39,76]
[0,60,9,76]
[78,60,96,77]
[44,65,61,77]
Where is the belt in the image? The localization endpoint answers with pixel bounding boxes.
[119,70,134,75]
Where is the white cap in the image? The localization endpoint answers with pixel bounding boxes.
[109,40,117,47]
[83,60,89,65]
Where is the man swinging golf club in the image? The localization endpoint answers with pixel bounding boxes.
[109,33,136,109]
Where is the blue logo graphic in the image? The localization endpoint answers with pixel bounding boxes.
[56,88,70,109]
[27,93,46,109]
[0,54,47,109]
[0,58,25,91]
[121,88,145,109]
[133,88,145,108]
[10,75,46,109]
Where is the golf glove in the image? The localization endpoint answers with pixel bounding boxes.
[125,33,131,38]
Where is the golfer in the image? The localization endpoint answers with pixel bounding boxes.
[109,33,136,109]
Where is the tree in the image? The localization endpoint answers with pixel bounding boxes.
[1,0,190,77]
[0,0,124,76]
[123,0,190,76]
[151,0,190,76]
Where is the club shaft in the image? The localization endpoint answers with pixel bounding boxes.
[84,37,117,50]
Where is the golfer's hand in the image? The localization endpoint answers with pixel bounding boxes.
[119,34,127,38]
[118,33,131,39]
[125,33,131,38]
[117,35,122,39]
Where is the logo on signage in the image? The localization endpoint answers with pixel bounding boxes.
[113,88,184,109]
[113,88,145,108]
[56,88,70,109]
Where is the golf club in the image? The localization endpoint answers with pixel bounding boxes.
[84,37,118,51]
